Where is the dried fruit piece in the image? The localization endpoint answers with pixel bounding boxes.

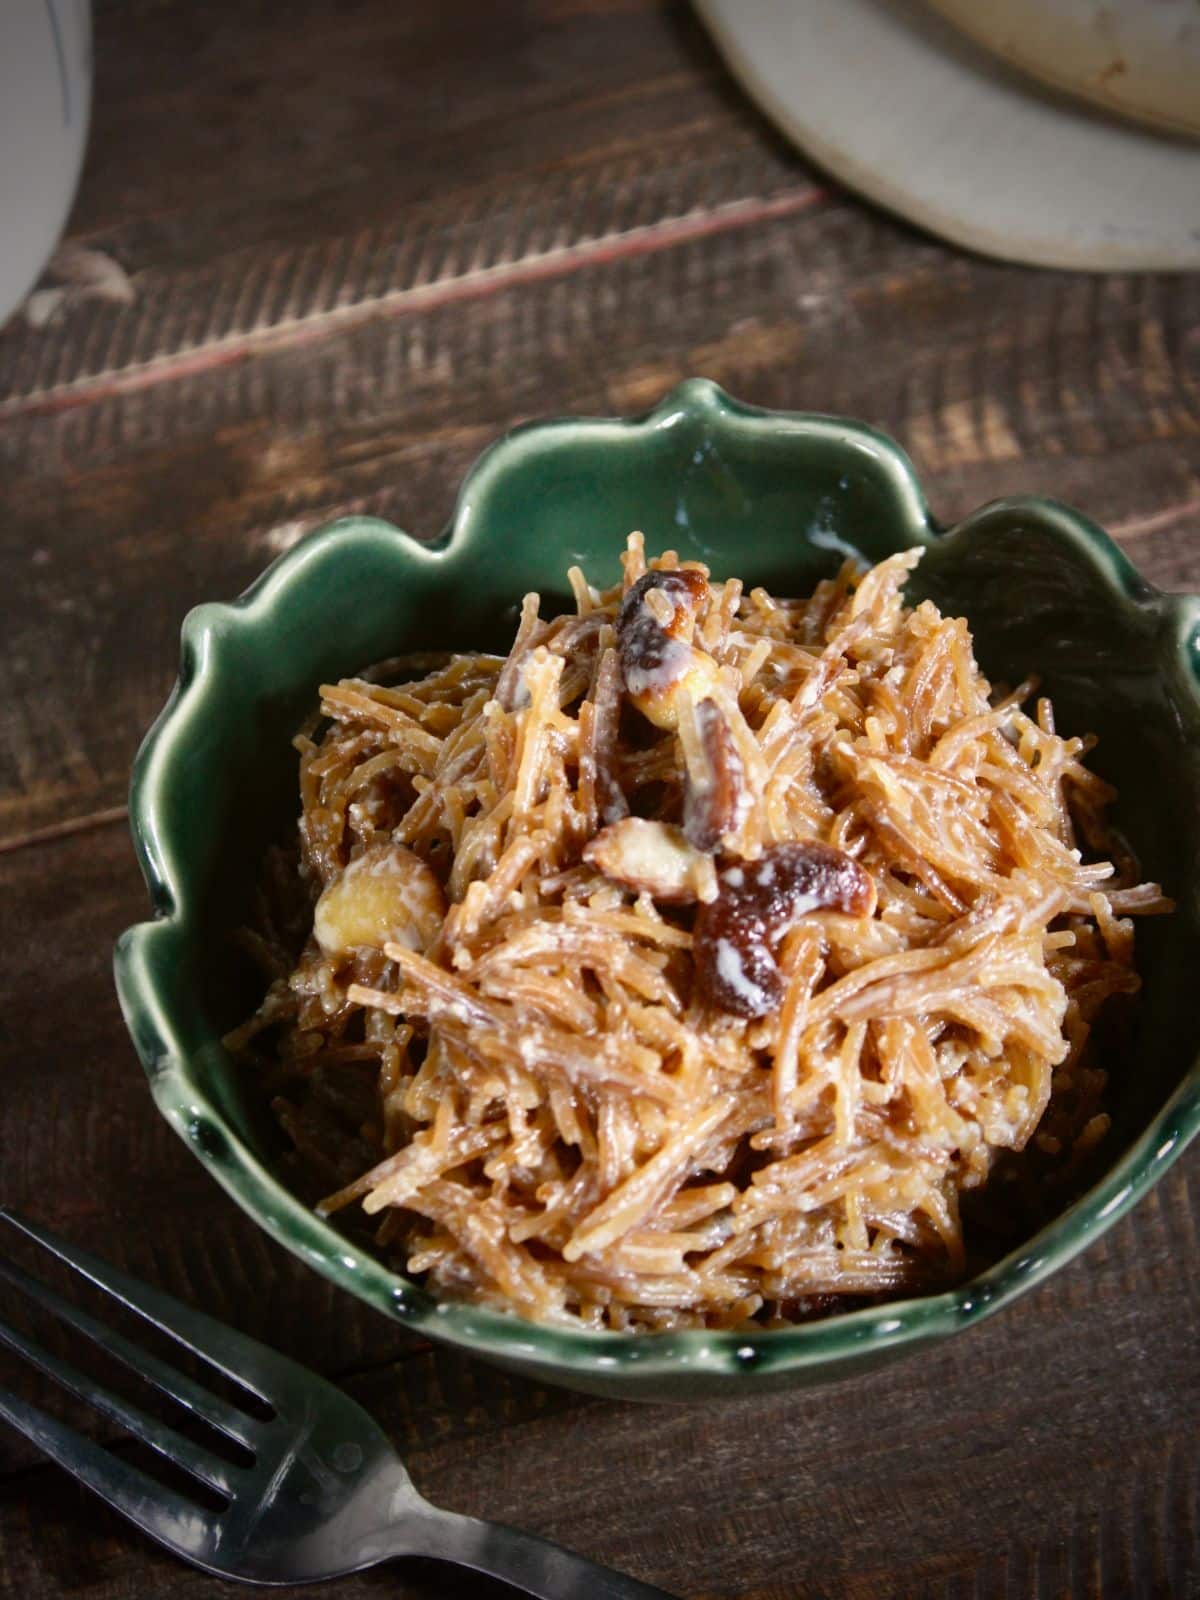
[585,646,629,826]
[681,696,750,852]
[617,568,719,730]
[583,818,718,903]
[314,842,446,957]
[694,843,876,1018]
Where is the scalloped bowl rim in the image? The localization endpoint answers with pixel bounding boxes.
[115,379,1200,1384]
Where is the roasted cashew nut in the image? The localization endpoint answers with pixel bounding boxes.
[314,842,446,957]
[583,817,718,903]
[616,569,719,731]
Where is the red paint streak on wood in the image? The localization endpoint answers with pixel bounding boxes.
[0,804,129,857]
[0,185,830,423]
[1111,496,1200,543]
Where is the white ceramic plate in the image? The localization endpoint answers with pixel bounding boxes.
[694,0,1200,271]
[926,0,1200,140]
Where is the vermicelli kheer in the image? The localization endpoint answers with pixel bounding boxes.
[227,535,1171,1331]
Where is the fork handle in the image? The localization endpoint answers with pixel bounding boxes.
[398,1503,676,1598]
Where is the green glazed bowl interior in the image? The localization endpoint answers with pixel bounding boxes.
[115,379,1200,1400]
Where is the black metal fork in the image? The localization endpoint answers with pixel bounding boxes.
[0,1211,672,1595]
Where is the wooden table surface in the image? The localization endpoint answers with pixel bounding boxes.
[2,3,1198,1596]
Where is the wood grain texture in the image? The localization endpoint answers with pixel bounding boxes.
[0,0,815,412]
[2,216,1198,841]
[0,0,1198,1596]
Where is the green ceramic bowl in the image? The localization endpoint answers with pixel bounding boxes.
[115,380,1200,1401]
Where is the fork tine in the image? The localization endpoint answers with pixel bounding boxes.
[0,1309,242,1498]
[0,1384,208,1556]
[0,1254,258,1454]
[0,1210,288,1404]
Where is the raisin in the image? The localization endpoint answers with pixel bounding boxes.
[694,843,875,1018]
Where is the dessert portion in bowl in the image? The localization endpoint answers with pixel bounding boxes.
[227,532,1170,1334]
[115,381,1200,1398]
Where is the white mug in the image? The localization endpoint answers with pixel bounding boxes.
[0,1,93,328]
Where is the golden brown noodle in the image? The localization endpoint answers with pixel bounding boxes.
[228,537,1171,1331]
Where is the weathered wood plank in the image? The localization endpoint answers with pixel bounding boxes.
[0,1,813,408]
[70,0,776,261]
[2,210,1197,842]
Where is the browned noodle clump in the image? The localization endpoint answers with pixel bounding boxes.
[227,536,1171,1331]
